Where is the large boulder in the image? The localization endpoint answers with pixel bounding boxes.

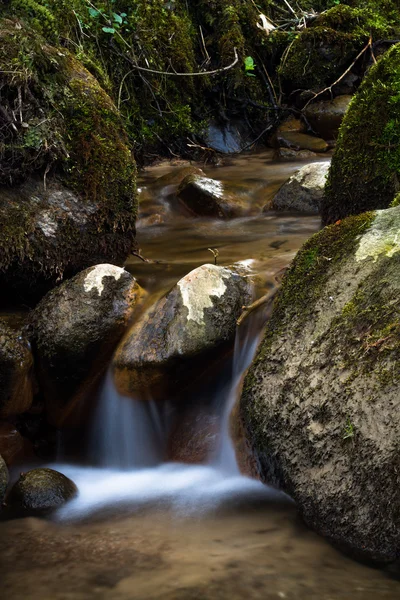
[241,205,400,564]
[0,20,136,303]
[177,175,248,218]
[269,161,330,214]
[30,264,145,426]
[0,323,34,418]
[323,43,400,225]
[0,455,8,504]
[7,468,77,514]
[114,264,253,398]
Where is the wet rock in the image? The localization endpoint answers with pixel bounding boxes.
[7,468,77,514]
[274,148,318,161]
[276,131,329,153]
[241,206,400,564]
[167,410,219,464]
[0,323,34,418]
[30,264,145,427]
[155,166,205,187]
[204,122,243,154]
[0,455,8,504]
[277,116,306,134]
[114,264,253,398]
[269,161,330,214]
[0,423,25,466]
[304,96,352,140]
[177,175,248,218]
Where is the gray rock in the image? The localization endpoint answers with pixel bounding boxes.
[241,205,400,564]
[30,264,145,427]
[7,468,77,514]
[0,322,33,418]
[177,174,248,218]
[0,455,8,504]
[204,122,242,154]
[270,161,330,214]
[114,264,253,398]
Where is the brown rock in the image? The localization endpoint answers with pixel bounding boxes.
[0,422,24,466]
[304,95,352,140]
[0,323,33,418]
[167,409,220,464]
[156,166,205,187]
[277,131,329,153]
[177,175,249,218]
[277,116,306,134]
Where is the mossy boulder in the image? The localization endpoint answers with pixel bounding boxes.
[7,467,77,514]
[0,19,137,301]
[0,455,8,504]
[30,264,145,427]
[0,322,34,418]
[323,43,400,224]
[113,264,253,399]
[241,205,400,564]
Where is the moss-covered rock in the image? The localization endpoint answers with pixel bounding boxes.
[30,264,145,427]
[240,205,400,564]
[0,19,137,301]
[322,43,400,224]
[0,454,8,504]
[0,322,34,418]
[7,467,77,514]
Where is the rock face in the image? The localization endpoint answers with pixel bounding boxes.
[304,96,352,140]
[114,264,253,398]
[322,44,400,225]
[270,162,330,214]
[7,468,77,514]
[241,206,400,563]
[177,175,248,218]
[30,264,144,426]
[0,21,136,303]
[0,455,8,504]
[0,323,33,418]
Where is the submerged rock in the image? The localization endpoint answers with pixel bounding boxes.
[177,175,248,218]
[323,44,400,224]
[30,264,145,427]
[269,161,330,214]
[155,166,205,187]
[114,264,253,398]
[241,205,400,564]
[0,323,33,418]
[0,423,25,466]
[0,455,8,504]
[304,95,352,140]
[7,468,77,514]
[276,131,329,153]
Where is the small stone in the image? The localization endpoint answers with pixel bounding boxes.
[7,468,77,514]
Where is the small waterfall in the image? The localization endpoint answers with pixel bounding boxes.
[212,311,264,473]
[89,372,166,469]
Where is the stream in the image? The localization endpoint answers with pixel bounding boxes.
[1,151,400,599]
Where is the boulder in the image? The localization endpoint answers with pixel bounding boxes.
[323,44,400,225]
[0,323,34,418]
[167,409,219,464]
[30,264,145,427]
[0,423,25,465]
[7,468,77,514]
[276,117,306,134]
[304,95,352,140]
[177,175,249,218]
[204,122,243,154]
[269,161,330,214]
[241,205,400,563]
[0,455,8,504]
[114,264,253,398]
[0,21,136,304]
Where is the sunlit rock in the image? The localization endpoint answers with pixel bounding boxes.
[268,161,330,214]
[241,205,400,564]
[7,468,77,515]
[177,174,248,218]
[30,264,145,427]
[0,323,34,418]
[113,264,253,399]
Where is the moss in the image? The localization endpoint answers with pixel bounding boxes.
[256,211,375,358]
[322,43,400,224]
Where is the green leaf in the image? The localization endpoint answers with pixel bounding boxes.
[113,13,123,24]
[88,7,100,17]
[244,56,255,72]
[120,12,127,18]
[102,26,115,34]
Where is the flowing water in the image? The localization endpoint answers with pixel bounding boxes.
[1,151,400,599]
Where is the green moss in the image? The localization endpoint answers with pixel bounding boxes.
[323,43,400,224]
[257,211,375,357]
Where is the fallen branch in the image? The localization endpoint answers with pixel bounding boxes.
[237,289,277,326]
